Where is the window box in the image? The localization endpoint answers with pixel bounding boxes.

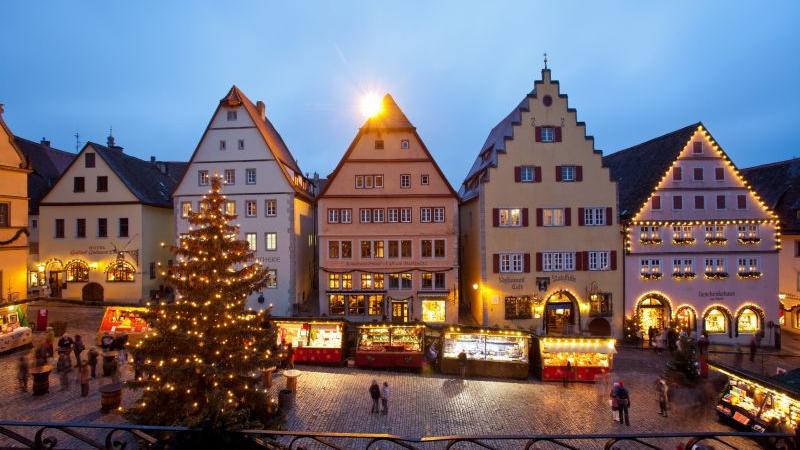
[672,272,696,280]
[704,237,728,246]
[737,271,763,280]
[737,237,761,245]
[640,272,662,281]
[672,237,696,246]
[640,237,663,245]
[704,272,729,280]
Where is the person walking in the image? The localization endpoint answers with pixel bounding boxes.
[73,334,85,368]
[458,349,467,379]
[286,343,295,370]
[35,341,49,367]
[17,355,29,393]
[609,382,620,422]
[369,380,381,414]
[612,380,631,426]
[56,352,71,391]
[87,347,99,378]
[697,332,709,355]
[57,333,74,366]
[380,381,390,415]
[656,377,669,417]
[79,360,90,397]
[563,360,572,387]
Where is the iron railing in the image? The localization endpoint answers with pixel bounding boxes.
[0,421,796,450]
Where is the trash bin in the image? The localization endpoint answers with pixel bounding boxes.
[278,389,294,410]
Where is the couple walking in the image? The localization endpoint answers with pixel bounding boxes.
[369,380,390,415]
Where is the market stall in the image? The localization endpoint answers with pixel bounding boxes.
[711,361,800,433]
[274,319,345,364]
[96,306,149,346]
[0,304,31,352]
[355,323,425,369]
[534,337,616,382]
[441,327,530,379]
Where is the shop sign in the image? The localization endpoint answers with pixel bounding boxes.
[551,273,576,283]
[340,260,427,267]
[699,290,735,301]
[262,256,280,263]
[499,276,525,290]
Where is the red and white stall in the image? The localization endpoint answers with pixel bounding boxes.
[536,337,616,382]
[275,319,345,364]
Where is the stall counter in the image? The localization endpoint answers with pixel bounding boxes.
[440,328,530,379]
[355,324,425,369]
[537,337,616,382]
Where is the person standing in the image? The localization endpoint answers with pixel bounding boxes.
[109,357,120,384]
[380,381,390,415]
[73,335,85,368]
[100,332,114,352]
[698,332,709,355]
[563,360,572,387]
[609,382,620,422]
[648,327,655,350]
[116,334,129,364]
[369,380,381,414]
[56,352,71,391]
[734,344,744,368]
[17,355,29,392]
[79,360,90,397]
[87,347,99,378]
[457,349,467,379]
[656,377,669,417]
[57,333,74,366]
[35,341,49,367]
[286,343,295,370]
[612,380,631,426]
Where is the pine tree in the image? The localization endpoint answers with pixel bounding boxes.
[127,175,279,432]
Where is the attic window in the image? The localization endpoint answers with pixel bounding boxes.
[693,142,702,154]
[401,139,410,149]
[543,95,553,107]
[227,110,237,121]
[85,153,96,168]
[375,140,384,150]
[541,127,555,143]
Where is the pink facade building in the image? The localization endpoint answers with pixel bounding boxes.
[605,124,780,345]
[316,95,460,324]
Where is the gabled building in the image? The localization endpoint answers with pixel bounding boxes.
[0,105,30,301]
[605,123,779,345]
[317,94,460,323]
[173,86,316,313]
[741,159,800,336]
[38,138,186,303]
[13,136,74,295]
[459,68,622,335]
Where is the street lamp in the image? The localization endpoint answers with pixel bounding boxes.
[472,283,479,291]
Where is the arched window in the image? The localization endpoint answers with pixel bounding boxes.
[704,307,730,335]
[106,260,135,282]
[736,306,763,335]
[675,306,697,332]
[65,260,89,282]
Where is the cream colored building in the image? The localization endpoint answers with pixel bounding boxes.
[173,86,316,313]
[0,106,30,302]
[38,139,185,303]
[459,68,623,336]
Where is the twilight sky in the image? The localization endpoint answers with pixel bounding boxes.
[2,2,798,187]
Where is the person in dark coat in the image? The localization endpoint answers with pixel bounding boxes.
[286,343,295,369]
[458,349,468,379]
[57,334,74,366]
[87,347,99,378]
[611,380,631,426]
[17,355,29,392]
[73,335,85,368]
[100,332,114,351]
[369,380,381,413]
[35,341,49,366]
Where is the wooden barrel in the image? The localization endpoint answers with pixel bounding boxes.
[31,367,52,396]
[262,367,276,389]
[99,383,122,413]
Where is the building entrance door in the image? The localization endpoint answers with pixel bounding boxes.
[49,271,64,298]
[544,290,578,335]
[637,295,670,333]
[391,301,408,323]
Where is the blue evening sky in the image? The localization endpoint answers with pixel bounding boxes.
[2,2,798,187]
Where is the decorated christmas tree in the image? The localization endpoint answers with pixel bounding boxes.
[127,175,279,434]
[623,313,643,344]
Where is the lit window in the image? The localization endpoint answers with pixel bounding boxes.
[640,258,662,278]
[421,273,433,290]
[639,226,661,243]
[328,241,340,259]
[365,176,373,189]
[328,273,340,289]
[246,168,256,184]
[375,175,384,188]
[361,273,373,289]
[355,175,364,189]
[499,208,523,227]
[341,273,352,289]
[504,297,532,320]
[224,201,236,216]
[737,308,760,334]
[373,240,384,258]
[246,200,257,217]
[329,294,345,315]
[368,295,384,316]
[705,308,728,334]
[65,260,89,282]
[542,208,564,226]
[374,274,384,289]
[245,233,257,251]
[106,260,135,282]
[265,232,277,251]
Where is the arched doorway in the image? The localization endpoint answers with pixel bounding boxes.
[544,290,579,335]
[82,283,104,302]
[636,293,671,333]
[44,258,64,298]
[587,318,611,336]
[675,305,697,333]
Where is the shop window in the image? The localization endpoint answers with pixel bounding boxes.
[675,306,697,332]
[737,307,761,334]
[341,274,352,289]
[65,260,89,282]
[367,295,384,316]
[705,308,729,334]
[589,293,612,317]
[422,300,446,322]
[106,260,135,282]
[348,295,366,315]
[504,296,532,320]
[266,269,277,289]
[329,294,345,315]
[328,273,340,289]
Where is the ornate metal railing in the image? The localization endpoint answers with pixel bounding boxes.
[0,421,796,450]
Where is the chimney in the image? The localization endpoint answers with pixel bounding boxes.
[256,100,266,119]
[150,156,156,163]
[40,138,50,147]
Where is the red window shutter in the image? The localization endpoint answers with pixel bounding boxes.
[737,195,746,209]
[576,252,584,271]
[717,195,725,209]
[674,195,683,210]
[534,166,542,182]
[576,166,583,181]
[606,207,613,226]
[610,251,617,270]
[564,208,571,226]
[535,252,543,272]
[555,166,563,182]
[673,167,682,181]
[796,241,800,257]
[524,253,531,273]
[652,196,661,209]
[536,208,543,226]
[535,127,542,142]
[514,166,521,182]
[578,207,585,226]
[493,254,500,273]
[715,167,724,180]
[555,127,563,142]
[584,251,590,270]
[492,208,500,227]
[522,208,529,227]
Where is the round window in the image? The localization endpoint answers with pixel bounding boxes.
[543,95,553,107]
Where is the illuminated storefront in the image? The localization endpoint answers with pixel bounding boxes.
[96,306,149,345]
[274,319,345,364]
[534,337,616,382]
[441,327,530,379]
[0,304,32,352]
[355,323,425,369]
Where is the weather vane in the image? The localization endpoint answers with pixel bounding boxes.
[543,52,548,70]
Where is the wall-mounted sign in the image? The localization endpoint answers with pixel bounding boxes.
[499,276,525,290]
[551,273,576,283]
[699,290,735,298]
[536,277,549,292]
[69,245,115,256]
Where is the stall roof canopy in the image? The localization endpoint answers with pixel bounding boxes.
[710,361,800,400]
[540,338,617,354]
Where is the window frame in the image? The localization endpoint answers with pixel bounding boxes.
[400,174,411,189]
[245,168,257,185]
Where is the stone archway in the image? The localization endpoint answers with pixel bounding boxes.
[544,290,579,335]
[82,283,104,302]
[636,293,672,333]
[587,318,611,336]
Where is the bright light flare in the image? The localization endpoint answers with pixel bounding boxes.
[360,93,383,118]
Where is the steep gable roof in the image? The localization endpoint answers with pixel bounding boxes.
[603,123,700,218]
[741,158,800,233]
[319,93,458,199]
[0,106,27,168]
[14,137,75,214]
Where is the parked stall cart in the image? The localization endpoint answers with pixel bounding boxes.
[95,306,149,346]
[534,336,616,382]
[274,318,345,364]
[440,326,530,379]
[355,323,425,369]
[0,303,32,353]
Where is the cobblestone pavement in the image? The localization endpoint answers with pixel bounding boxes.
[0,302,788,449]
